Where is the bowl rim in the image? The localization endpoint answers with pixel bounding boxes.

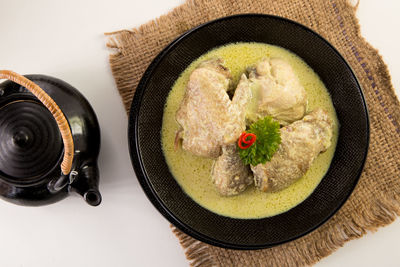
[128,13,370,250]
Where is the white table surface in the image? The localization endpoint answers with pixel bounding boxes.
[0,1,399,266]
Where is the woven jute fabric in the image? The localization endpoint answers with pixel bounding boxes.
[106,0,400,266]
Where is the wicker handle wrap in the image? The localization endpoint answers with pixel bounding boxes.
[0,70,74,175]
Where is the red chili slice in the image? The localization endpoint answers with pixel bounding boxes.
[243,133,256,144]
[238,132,257,149]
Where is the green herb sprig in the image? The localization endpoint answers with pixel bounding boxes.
[238,116,281,166]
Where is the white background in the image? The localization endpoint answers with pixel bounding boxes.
[0,1,399,266]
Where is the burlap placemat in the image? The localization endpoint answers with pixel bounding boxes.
[106,0,400,266]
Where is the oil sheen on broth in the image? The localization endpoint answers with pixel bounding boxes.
[161,42,339,219]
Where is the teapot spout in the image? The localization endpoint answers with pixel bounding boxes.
[70,163,102,206]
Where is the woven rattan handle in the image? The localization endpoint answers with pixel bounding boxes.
[0,70,74,175]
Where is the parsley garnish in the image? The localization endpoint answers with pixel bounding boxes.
[238,116,281,166]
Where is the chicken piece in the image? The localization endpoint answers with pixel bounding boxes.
[251,108,333,192]
[246,58,307,125]
[211,144,253,196]
[175,58,251,158]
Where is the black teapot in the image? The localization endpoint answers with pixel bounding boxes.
[0,71,101,206]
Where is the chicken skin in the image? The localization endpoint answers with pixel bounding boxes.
[211,144,253,196]
[175,58,251,158]
[247,58,307,125]
[251,108,333,192]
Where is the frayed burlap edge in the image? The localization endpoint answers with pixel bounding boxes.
[106,0,400,266]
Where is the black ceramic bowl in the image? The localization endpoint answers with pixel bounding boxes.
[128,14,369,249]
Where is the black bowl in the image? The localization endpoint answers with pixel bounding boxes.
[128,14,369,249]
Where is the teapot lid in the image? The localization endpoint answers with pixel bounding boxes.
[0,98,63,184]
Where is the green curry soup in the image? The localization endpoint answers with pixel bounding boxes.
[161,42,339,219]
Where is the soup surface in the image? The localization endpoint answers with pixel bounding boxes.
[161,42,339,219]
